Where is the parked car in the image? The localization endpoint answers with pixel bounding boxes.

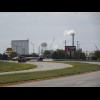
[37,57,43,61]
[18,55,26,63]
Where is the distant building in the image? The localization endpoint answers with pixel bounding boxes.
[11,39,29,55]
[85,51,94,60]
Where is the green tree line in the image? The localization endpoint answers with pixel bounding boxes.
[43,49,86,60]
[43,49,100,60]
[0,52,18,60]
[91,50,100,60]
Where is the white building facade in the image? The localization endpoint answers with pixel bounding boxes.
[84,51,94,60]
[11,40,29,55]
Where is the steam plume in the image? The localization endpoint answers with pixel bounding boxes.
[64,29,75,36]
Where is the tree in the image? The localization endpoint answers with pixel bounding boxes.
[31,53,39,57]
[2,53,8,60]
[56,49,66,59]
[52,51,59,59]
[72,50,86,60]
[80,52,86,60]
[43,50,52,58]
[51,49,86,60]
[93,50,100,60]
[52,49,67,59]
[91,56,98,60]
[8,52,18,60]
[0,53,3,60]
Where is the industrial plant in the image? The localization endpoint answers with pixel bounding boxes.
[11,39,29,55]
[1,28,99,62]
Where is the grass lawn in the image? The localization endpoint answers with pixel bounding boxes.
[0,62,100,85]
[0,61,37,72]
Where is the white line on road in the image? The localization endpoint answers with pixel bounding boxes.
[76,81,86,84]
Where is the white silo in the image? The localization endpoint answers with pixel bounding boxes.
[41,42,47,54]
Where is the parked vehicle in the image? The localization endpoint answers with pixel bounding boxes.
[37,57,43,61]
[18,55,26,63]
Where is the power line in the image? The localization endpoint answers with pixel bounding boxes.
[29,41,34,53]
[49,37,55,50]
[94,43,99,50]
[63,40,68,46]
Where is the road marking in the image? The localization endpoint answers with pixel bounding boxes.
[76,81,86,84]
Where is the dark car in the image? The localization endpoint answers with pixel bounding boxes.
[37,57,43,61]
[18,56,26,63]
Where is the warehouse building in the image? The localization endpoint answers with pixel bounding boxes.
[11,39,29,55]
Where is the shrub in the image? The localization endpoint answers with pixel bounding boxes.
[91,56,98,60]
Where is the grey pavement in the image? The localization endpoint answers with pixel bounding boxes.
[1,61,100,87]
[0,62,72,75]
[81,62,100,65]
[7,70,100,87]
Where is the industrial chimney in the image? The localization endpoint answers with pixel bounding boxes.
[72,34,75,46]
[69,30,75,46]
[63,29,75,46]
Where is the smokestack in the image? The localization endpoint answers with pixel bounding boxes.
[69,30,75,46]
[63,29,75,46]
[72,34,74,46]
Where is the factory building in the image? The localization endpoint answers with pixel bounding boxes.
[11,39,29,55]
[85,51,94,60]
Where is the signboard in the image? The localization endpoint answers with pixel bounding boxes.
[65,46,76,52]
[6,48,13,53]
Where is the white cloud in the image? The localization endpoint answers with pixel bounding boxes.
[53,45,58,50]
[63,29,75,36]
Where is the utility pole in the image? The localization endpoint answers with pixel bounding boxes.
[63,40,67,47]
[38,46,41,55]
[65,40,67,46]
[94,43,98,51]
[49,37,55,50]
[29,41,34,54]
[72,34,75,46]
[63,40,68,60]
[77,41,79,50]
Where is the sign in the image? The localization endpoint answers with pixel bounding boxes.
[6,48,13,53]
[65,46,76,52]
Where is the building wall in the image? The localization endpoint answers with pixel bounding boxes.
[85,51,94,57]
[84,51,94,60]
[11,40,29,55]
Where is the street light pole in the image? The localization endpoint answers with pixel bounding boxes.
[29,41,34,54]
[77,41,79,50]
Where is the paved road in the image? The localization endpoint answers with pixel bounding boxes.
[0,62,72,75]
[7,71,100,87]
[2,61,100,87]
[82,62,100,65]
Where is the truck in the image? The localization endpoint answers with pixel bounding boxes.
[18,55,26,63]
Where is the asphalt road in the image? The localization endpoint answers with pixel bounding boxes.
[2,61,100,87]
[82,62,100,65]
[7,70,100,87]
[0,62,72,75]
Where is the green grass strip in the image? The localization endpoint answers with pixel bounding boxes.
[0,62,100,84]
[0,61,37,72]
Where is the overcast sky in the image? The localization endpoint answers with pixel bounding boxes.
[0,12,100,54]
